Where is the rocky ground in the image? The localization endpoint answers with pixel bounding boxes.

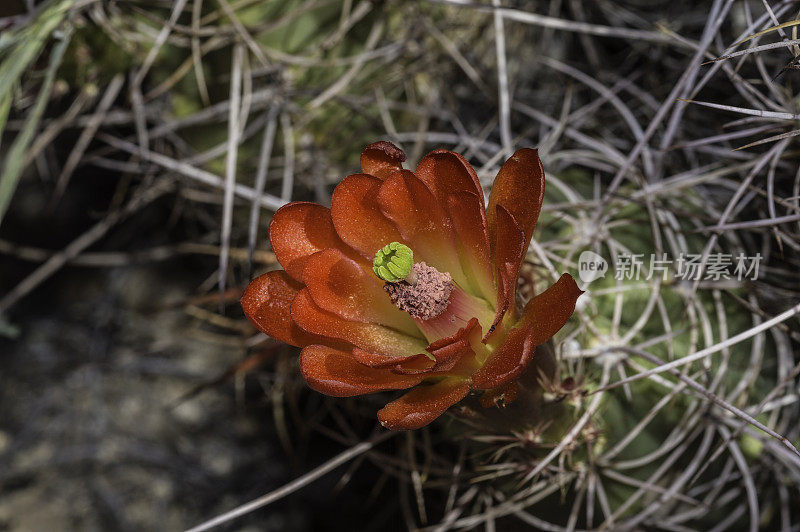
[0,260,404,531]
[0,263,288,530]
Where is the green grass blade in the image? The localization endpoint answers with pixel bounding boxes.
[0,0,74,99]
[0,27,73,226]
[0,92,11,153]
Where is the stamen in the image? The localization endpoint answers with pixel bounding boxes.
[374,242,494,342]
[383,261,494,343]
[383,262,452,319]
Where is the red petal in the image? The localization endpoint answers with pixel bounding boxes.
[360,141,406,179]
[241,270,317,348]
[377,378,470,430]
[415,150,492,298]
[391,339,470,375]
[426,317,481,352]
[415,149,484,203]
[471,322,536,390]
[351,348,434,371]
[446,191,494,301]
[376,170,464,285]
[269,202,359,281]
[291,288,426,357]
[413,338,471,374]
[485,205,526,341]
[472,274,580,391]
[396,318,482,376]
[302,248,418,336]
[331,173,407,261]
[300,345,423,397]
[521,273,582,345]
[487,148,545,252]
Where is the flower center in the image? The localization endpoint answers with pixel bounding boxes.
[373,242,494,343]
[383,262,453,320]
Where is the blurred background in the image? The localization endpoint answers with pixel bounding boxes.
[1,1,799,530]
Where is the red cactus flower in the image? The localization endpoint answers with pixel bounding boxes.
[242,141,582,430]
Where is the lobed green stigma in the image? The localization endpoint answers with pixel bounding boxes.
[373,242,413,282]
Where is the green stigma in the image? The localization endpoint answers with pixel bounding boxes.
[373,242,414,282]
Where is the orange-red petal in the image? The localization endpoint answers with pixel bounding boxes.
[520,273,583,345]
[413,338,472,375]
[415,150,492,299]
[426,317,481,352]
[351,348,434,371]
[377,378,470,430]
[291,288,426,357]
[331,173,407,261]
[360,141,406,179]
[486,148,545,252]
[302,248,418,336]
[241,270,318,348]
[471,322,536,390]
[486,205,526,341]
[269,202,358,281]
[394,318,482,376]
[390,339,471,376]
[300,345,423,397]
[415,149,484,203]
[446,191,495,301]
[376,170,465,285]
[472,274,580,390]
